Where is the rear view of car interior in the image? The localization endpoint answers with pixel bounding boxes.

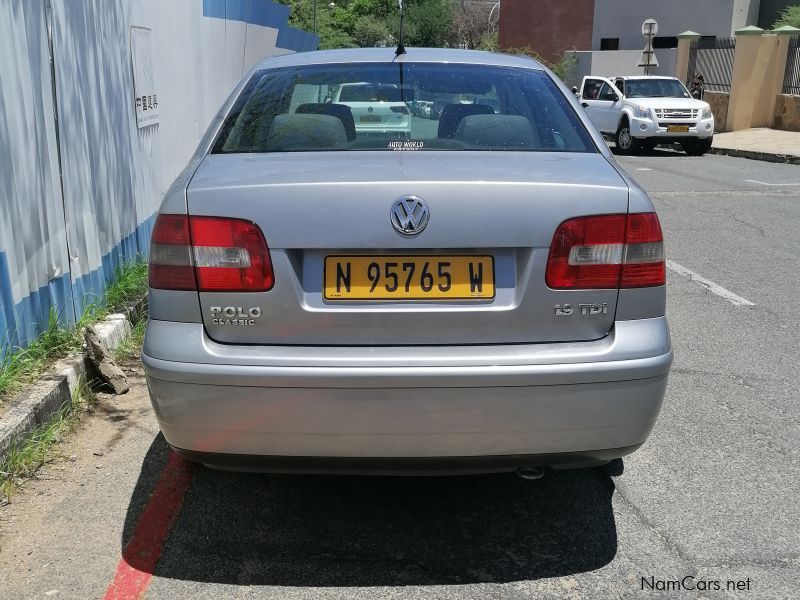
[211,62,596,154]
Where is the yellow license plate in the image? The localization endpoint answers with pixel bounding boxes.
[324,256,495,300]
[667,125,690,132]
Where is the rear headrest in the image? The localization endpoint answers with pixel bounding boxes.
[437,104,495,138]
[455,114,538,149]
[296,103,356,141]
[262,114,348,151]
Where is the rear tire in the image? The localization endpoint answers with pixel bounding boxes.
[683,137,713,156]
[615,120,639,155]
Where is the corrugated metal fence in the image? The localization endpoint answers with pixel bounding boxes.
[784,36,800,96]
[687,37,737,92]
[0,0,317,357]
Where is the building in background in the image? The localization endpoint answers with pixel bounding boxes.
[498,0,763,85]
[500,0,760,61]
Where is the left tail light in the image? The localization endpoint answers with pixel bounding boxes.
[149,214,274,292]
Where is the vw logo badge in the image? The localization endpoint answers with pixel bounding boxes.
[390,196,430,236]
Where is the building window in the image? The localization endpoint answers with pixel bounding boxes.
[653,36,678,49]
[600,38,619,51]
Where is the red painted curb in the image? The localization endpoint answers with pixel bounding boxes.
[103,451,195,600]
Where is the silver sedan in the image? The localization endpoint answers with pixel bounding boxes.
[142,47,672,476]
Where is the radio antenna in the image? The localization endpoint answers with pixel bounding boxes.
[395,0,406,56]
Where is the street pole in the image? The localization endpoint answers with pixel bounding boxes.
[638,19,658,76]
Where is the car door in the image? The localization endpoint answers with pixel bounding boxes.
[581,77,621,133]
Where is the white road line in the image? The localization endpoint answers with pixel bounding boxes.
[745,179,800,187]
[666,260,755,307]
[636,168,653,171]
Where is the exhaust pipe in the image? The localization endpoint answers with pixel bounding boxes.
[515,467,544,480]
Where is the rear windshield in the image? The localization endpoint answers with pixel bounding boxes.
[211,62,596,154]
[337,83,404,102]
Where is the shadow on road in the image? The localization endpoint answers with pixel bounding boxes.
[610,144,689,158]
[122,435,620,586]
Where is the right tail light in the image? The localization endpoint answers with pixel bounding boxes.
[546,213,665,289]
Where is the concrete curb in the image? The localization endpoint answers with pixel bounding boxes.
[0,299,145,462]
[709,146,800,164]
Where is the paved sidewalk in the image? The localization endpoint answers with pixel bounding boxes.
[711,128,800,164]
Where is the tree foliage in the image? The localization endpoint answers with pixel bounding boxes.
[404,0,454,47]
[275,0,576,81]
[452,2,493,50]
[774,5,800,28]
[276,0,462,49]
[353,14,391,47]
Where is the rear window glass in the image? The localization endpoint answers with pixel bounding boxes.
[337,83,404,102]
[211,62,596,154]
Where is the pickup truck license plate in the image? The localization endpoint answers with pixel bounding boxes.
[324,256,495,300]
[667,125,690,133]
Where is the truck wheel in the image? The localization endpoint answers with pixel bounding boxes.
[683,138,713,156]
[615,120,639,154]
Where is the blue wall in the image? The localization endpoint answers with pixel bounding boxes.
[202,0,320,52]
[0,214,155,356]
[0,0,317,361]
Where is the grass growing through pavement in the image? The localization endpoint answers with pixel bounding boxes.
[0,260,150,500]
[102,261,149,316]
[0,259,148,403]
[0,311,83,404]
[113,309,148,363]
[0,379,96,501]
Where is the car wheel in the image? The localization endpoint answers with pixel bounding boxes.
[615,120,638,155]
[683,137,713,156]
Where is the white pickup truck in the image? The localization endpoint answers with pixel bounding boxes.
[579,75,714,155]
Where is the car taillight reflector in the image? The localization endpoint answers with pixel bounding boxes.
[150,215,196,290]
[190,216,273,292]
[149,214,273,292]
[546,213,665,289]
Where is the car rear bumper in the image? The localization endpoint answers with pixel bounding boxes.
[142,317,672,470]
[171,446,644,474]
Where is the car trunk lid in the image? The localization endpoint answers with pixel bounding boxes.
[187,151,629,346]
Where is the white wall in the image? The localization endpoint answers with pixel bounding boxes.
[591,0,759,50]
[0,0,71,346]
[567,48,678,88]
[732,0,761,31]
[0,0,316,353]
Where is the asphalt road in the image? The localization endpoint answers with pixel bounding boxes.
[1,152,798,599]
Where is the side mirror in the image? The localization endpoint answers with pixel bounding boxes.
[613,94,620,102]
